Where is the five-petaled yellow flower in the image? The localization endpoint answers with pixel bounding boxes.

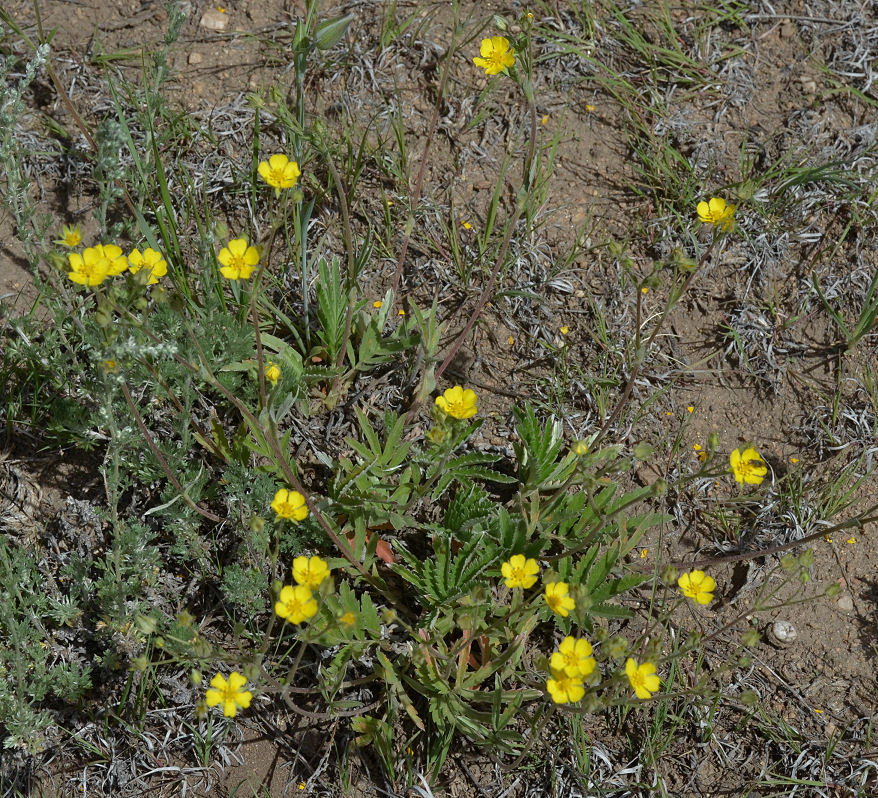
[473,36,516,76]
[218,237,259,280]
[258,154,301,195]
[205,671,252,717]
[501,554,539,589]
[697,197,736,231]
[435,385,478,419]
[265,362,281,386]
[544,582,576,617]
[275,584,318,624]
[67,244,127,286]
[550,636,596,678]
[730,446,768,486]
[546,667,585,704]
[678,569,716,605]
[625,658,661,699]
[271,488,309,522]
[127,247,168,285]
[55,224,82,248]
[292,555,330,589]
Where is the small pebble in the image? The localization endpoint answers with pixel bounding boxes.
[199,9,229,31]
[836,594,854,612]
[188,52,203,65]
[768,620,797,648]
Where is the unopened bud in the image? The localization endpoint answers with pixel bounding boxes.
[314,14,354,50]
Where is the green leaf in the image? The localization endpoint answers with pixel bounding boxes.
[512,404,577,492]
[315,256,347,362]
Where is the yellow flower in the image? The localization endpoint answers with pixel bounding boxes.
[372,300,383,308]
[560,325,569,335]
[292,555,330,589]
[544,582,575,617]
[205,671,252,717]
[573,440,588,455]
[730,446,768,485]
[67,244,127,286]
[550,636,595,679]
[677,570,716,605]
[257,153,301,195]
[274,584,318,624]
[625,658,660,699]
[500,554,539,589]
[339,611,356,627]
[100,244,129,275]
[473,36,515,76]
[697,197,736,231]
[434,385,478,419]
[271,488,309,522]
[546,667,585,704]
[127,247,168,285]
[265,362,281,386]
[55,224,82,248]
[218,237,259,280]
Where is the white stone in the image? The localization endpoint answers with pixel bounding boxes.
[199,9,229,31]
[768,620,797,647]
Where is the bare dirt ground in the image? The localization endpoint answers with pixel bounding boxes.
[2,0,878,796]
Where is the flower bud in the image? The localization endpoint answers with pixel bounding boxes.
[632,441,653,460]
[314,14,354,50]
[671,246,697,271]
[606,635,628,660]
[661,565,678,586]
[135,614,158,635]
[740,689,759,706]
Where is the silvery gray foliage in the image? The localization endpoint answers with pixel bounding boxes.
[0,38,51,256]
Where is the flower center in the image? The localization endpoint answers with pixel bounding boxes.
[511,567,526,583]
[219,684,237,702]
[488,46,507,67]
[85,256,109,277]
[286,597,303,613]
